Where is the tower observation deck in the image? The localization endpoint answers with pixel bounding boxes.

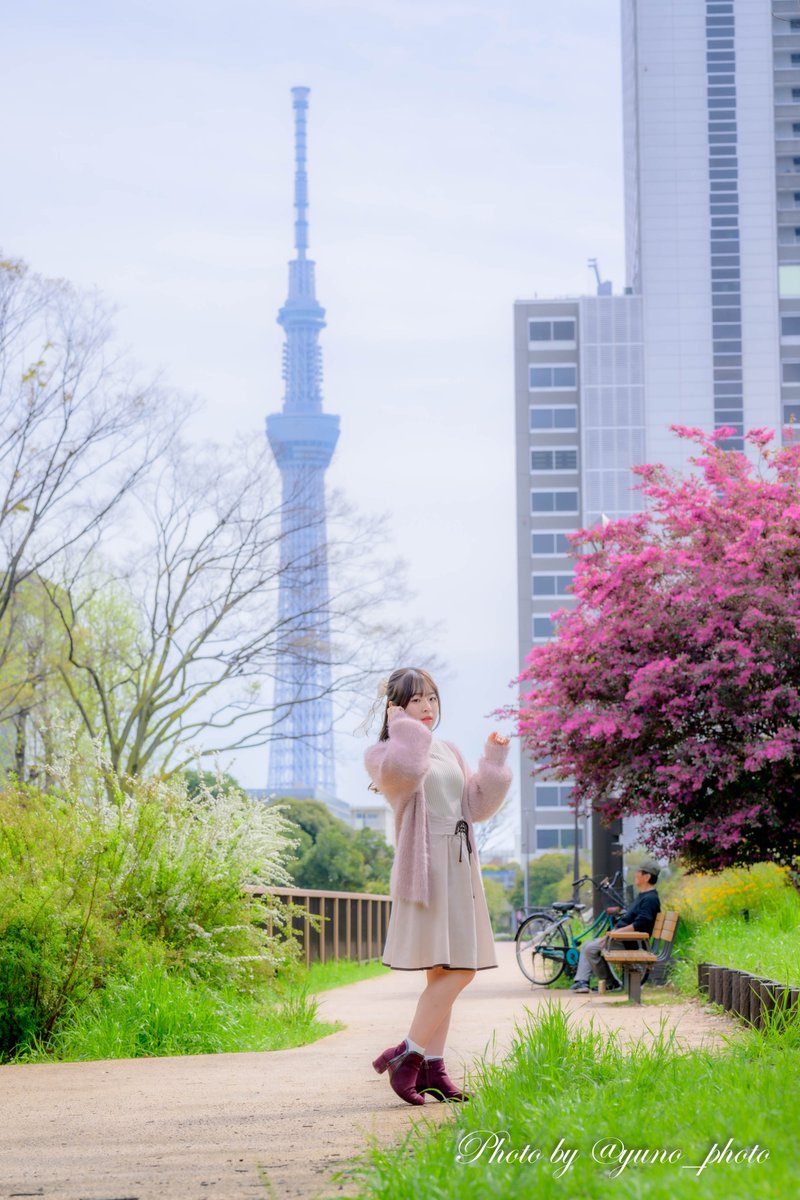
[266,87,340,802]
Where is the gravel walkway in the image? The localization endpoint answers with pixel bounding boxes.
[0,942,733,1200]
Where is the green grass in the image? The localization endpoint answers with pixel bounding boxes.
[344,1005,800,1200]
[14,954,387,1064]
[673,888,800,991]
[305,957,389,993]
[15,959,341,1062]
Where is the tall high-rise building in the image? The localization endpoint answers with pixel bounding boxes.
[266,87,342,809]
[514,290,644,857]
[515,0,796,856]
[622,0,788,461]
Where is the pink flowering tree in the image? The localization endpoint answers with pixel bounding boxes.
[507,426,800,872]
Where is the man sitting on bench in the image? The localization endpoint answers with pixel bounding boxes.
[570,862,661,994]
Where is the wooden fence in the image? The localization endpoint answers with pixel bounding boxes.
[698,962,800,1029]
[247,886,392,967]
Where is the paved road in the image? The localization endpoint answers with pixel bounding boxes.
[0,943,731,1200]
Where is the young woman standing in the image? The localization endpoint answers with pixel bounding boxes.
[365,667,511,1105]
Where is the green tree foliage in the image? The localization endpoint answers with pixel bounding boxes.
[275,798,393,894]
[482,877,513,936]
[0,574,68,781]
[184,768,246,801]
[509,852,585,912]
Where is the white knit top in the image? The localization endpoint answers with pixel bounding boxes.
[424,741,464,819]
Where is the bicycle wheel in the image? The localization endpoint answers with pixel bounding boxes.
[606,958,624,987]
[515,915,568,985]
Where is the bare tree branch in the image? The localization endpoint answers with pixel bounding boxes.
[41,432,436,779]
[0,255,180,637]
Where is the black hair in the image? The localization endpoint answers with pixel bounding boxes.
[377,667,441,742]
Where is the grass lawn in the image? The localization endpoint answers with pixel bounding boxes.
[15,956,386,1064]
[344,1004,799,1200]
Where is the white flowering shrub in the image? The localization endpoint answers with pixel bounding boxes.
[0,736,298,1057]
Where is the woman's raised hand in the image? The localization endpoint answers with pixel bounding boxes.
[387,704,406,718]
[488,732,509,746]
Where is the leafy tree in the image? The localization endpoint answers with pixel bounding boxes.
[184,768,246,801]
[353,827,394,894]
[507,427,800,872]
[275,798,393,893]
[0,574,66,779]
[482,877,513,935]
[509,852,578,912]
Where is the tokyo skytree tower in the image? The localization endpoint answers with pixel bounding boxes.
[266,87,340,799]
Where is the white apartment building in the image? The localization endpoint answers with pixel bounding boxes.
[514,292,644,855]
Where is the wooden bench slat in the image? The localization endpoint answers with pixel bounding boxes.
[606,931,650,940]
[602,951,658,963]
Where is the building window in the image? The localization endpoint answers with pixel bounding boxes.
[531,490,579,514]
[529,365,577,390]
[782,315,800,337]
[780,266,800,297]
[530,448,578,472]
[792,18,800,30]
[529,406,578,431]
[535,783,573,808]
[535,827,584,851]
[783,361,800,384]
[531,531,574,556]
[536,828,559,850]
[793,89,800,102]
[792,53,800,64]
[532,574,573,598]
[529,318,576,344]
[784,404,800,425]
[532,615,556,641]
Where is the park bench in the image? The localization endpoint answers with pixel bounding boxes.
[601,911,680,1003]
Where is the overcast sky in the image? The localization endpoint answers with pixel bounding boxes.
[3,0,625,850]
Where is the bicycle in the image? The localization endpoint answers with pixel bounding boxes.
[514,873,627,987]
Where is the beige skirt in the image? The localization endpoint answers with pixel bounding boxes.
[382,815,497,971]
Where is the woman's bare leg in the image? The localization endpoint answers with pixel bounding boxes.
[424,1009,451,1057]
[407,967,476,1051]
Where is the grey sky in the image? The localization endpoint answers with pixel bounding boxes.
[3,1,624,845]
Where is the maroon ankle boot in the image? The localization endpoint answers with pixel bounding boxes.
[372,1040,408,1075]
[386,1049,426,1105]
[417,1057,470,1102]
[372,1040,426,1105]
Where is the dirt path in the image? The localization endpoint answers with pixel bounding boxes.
[0,943,733,1200]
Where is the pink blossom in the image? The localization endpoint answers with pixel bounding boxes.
[504,426,800,872]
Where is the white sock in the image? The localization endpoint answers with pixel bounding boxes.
[404,1037,424,1055]
[425,1054,443,1061]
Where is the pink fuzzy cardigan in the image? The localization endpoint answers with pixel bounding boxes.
[364,710,512,906]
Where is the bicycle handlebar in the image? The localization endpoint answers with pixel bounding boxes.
[570,872,625,903]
